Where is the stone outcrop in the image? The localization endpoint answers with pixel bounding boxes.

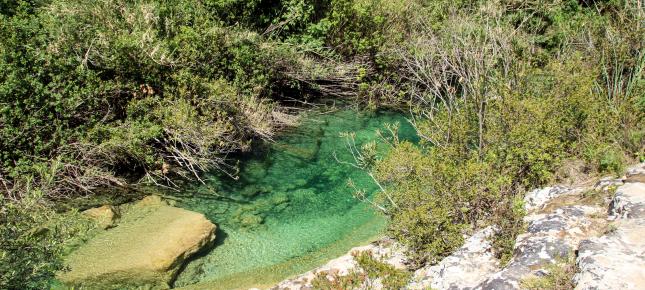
[609,182,645,219]
[474,205,604,290]
[58,196,216,289]
[523,186,578,212]
[475,164,644,290]
[408,226,500,290]
[574,165,645,290]
[271,164,645,290]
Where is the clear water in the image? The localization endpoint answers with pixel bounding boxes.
[174,109,418,289]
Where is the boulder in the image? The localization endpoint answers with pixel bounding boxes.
[474,204,604,290]
[83,205,119,229]
[594,176,624,191]
[624,163,645,183]
[59,198,216,289]
[474,235,571,290]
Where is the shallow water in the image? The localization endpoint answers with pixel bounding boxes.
[174,109,417,289]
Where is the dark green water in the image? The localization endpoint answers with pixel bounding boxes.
[174,109,417,289]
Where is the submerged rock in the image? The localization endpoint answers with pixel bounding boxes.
[58,196,216,289]
[82,205,119,229]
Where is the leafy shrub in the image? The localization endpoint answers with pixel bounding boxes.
[311,270,366,290]
[370,142,516,265]
[309,250,410,290]
[0,0,315,198]
[0,193,94,289]
[354,251,411,289]
[598,147,625,175]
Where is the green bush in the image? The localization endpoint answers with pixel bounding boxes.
[309,250,411,290]
[353,0,644,268]
[0,0,312,197]
[354,251,411,289]
[0,193,94,289]
[371,142,515,265]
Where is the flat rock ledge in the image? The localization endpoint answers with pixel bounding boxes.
[574,172,645,290]
[58,196,216,289]
[271,163,645,290]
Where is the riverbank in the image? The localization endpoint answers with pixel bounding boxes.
[54,109,416,289]
[172,109,417,288]
[272,163,645,290]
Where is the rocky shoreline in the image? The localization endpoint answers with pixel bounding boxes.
[274,163,645,290]
[56,163,644,289]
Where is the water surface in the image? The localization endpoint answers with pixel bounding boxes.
[175,109,417,289]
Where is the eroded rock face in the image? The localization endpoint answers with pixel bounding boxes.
[475,235,571,290]
[625,164,645,183]
[474,195,605,289]
[59,196,216,289]
[575,219,645,290]
[609,182,645,219]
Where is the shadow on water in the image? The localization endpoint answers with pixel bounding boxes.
[171,226,229,288]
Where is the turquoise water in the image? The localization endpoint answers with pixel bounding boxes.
[174,109,417,289]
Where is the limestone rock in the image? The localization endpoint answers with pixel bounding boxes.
[609,182,645,219]
[523,186,575,212]
[475,235,570,290]
[273,239,407,290]
[594,176,624,191]
[83,205,119,229]
[408,226,500,290]
[625,163,645,183]
[59,201,216,289]
[574,174,645,290]
[574,219,645,290]
[474,204,603,290]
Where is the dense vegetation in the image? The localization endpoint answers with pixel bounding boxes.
[336,0,644,267]
[1,0,643,288]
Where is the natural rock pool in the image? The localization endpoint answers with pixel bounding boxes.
[173,109,418,289]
